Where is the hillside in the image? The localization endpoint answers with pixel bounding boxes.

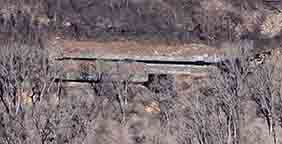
[0,1,282,144]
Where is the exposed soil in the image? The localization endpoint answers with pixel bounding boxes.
[57,39,224,57]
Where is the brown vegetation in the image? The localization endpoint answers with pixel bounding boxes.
[1,40,282,144]
[1,0,282,44]
[1,1,282,144]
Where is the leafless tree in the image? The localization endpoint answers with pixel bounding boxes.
[202,40,282,144]
[0,41,59,114]
[245,48,282,144]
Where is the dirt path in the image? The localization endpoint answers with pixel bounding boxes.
[56,39,224,58]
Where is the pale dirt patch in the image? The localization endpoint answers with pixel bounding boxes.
[201,0,234,13]
[144,101,161,114]
[261,13,282,37]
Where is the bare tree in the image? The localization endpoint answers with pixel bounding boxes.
[0,41,58,114]
[245,48,282,144]
[206,41,256,144]
[202,40,282,144]
[0,36,63,143]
